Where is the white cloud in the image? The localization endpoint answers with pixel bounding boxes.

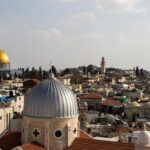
[0,28,8,35]
[77,32,126,42]
[57,11,97,33]
[97,0,146,13]
[59,0,78,2]
[51,27,62,37]
[32,27,62,38]
[72,12,97,24]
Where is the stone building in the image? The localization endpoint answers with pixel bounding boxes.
[22,76,80,150]
[124,102,150,119]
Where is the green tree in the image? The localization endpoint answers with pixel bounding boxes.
[49,65,57,77]
[52,65,57,77]
[25,67,30,78]
[14,72,18,78]
[61,68,70,76]
[135,66,140,77]
[38,66,43,80]
[140,68,144,77]
[43,70,48,79]
[87,64,95,74]
[31,67,36,78]
[83,66,87,75]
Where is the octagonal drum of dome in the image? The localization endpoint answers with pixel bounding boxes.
[23,78,78,119]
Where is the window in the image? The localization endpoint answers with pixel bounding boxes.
[73,128,77,134]
[32,129,40,138]
[55,130,62,138]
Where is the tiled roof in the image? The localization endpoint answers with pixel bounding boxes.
[117,127,133,133]
[21,143,46,150]
[79,93,102,100]
[23,79,40,88]
[101,100,122,107]
[65,138,135,150]
[0,131,21,150]
[80,130,93,139]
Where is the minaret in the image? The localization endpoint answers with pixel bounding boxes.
[101,57,106,74]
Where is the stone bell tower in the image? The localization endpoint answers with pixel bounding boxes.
[101,57,106,74]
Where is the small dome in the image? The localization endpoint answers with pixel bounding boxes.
[137,130,150,146]
[23,78,78,119]
[0,50,10,64]
[105,114,117,123]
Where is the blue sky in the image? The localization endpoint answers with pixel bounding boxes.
[0,0,150,70]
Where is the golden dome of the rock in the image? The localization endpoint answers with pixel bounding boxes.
[0,50,10,64]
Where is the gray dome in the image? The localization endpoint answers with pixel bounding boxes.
[23,78,78,119]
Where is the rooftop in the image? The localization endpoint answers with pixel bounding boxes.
[21,143,46,150]
[101,99,122,107]
[0,131,21,150]
[79,93,102,100]
[0,131,135,150]
[65,138,135,150]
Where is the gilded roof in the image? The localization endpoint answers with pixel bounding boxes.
[0,50,10,64]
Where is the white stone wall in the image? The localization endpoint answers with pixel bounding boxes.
[124,106,150,119]
[10,96,24,113]
[0,107,13,134]
[22,116,79,150]
[0,95,24,134]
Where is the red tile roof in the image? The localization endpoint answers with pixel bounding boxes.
[23,79,41,88]
[80,130,92,139]
[79,93,102,100]
[101,100,122,107]
[21,143,46,150]
[0,131,21,150]
[117,127,133,133]
[0,131,135,150]
[65,138,135,150]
